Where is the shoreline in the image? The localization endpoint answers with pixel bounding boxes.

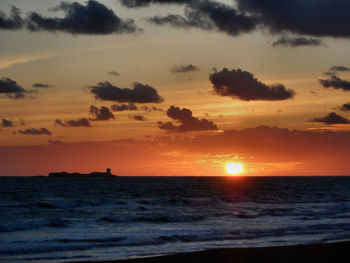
[74,241,350,263]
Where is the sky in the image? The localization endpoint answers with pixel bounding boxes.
[1,0,350,176]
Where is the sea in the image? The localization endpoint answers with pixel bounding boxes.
[1,176,350,263]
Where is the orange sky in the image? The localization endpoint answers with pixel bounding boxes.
[1,0,350,176]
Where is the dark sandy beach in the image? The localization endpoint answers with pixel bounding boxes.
[75,242,350,263]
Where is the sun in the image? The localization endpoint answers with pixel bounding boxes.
[225,162,244,175]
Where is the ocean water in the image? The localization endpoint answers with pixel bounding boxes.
[1,176,350,263]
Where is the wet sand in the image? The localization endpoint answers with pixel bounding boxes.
[76,241,350,263]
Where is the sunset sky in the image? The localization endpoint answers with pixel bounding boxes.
[1,0,350,176]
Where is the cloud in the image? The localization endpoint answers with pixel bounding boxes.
[323,71,336,76]
[5,0,350,42]
[2,119,14,127]
[48,140,65,145]
[237,0,350,38]
[341,103,350,111]
[90,81,164,103]
[89,105,115,120]
[32,83,52,88]
[0,6,23,30]
[209,68,295,101]
[108,71,120,76]
[18,128,52,135]
[55,118,91,127]
[311,112,350,125]
[130,114,146,121]
[5,126,350,176]
[111,103,138,111]
[170,64,200,73]
[127,0,350,41]
[148,13,213,31]
[141,105,163,112]
[158,105,217,132]
[272,36,322,47]
[26,0,139,35]
[329,66,350,72]
[319,75,350,91]
[152,106,163,112]
[0,77,31,99]
[141,105,152,112]
[147,0,257,36]
[119,0,188,8]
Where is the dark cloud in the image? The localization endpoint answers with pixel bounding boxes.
[329,66,350,72]
[158,105,217,132]
[311,112,350,125]
[209,68,295,101]
[147,0,257,36]
[55,118,91,127]
[319,75,350,91]
[90,81,164,103]
[188,1,256,36]
[0,77,30,99]
[141,106,152,112]
[148,13,213,31]
[111,103,138,111]
[32,83,52,88]
[237,0,350,38]
[48,140,65,145]
[26,0,139,35]
[341,103,350,111]
[272,36,322,47]
[152,106,163,112]
[89,105,115,121]
[119,0,188,8]
[141,105,163,112]
[18,128,52,135]
[2,119,14,127]
[126,0,350,40]
[170,64,200,73]
[5,0,350,42]
[130,114,146,121]
[0,6,23,30]
[108,71,120,76]
[323,71,335,76]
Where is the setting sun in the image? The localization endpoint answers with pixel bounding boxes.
[225,162,244,175]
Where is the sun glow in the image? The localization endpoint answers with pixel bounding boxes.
[225,162,244,175]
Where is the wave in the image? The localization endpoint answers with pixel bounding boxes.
[99,213,204,224]
[0,236,163,255]
[3,222,350,257]
[134,214,204,223]
[1,199,130,210]
[20,255,91,261]
[0,218,69,233]
[55,237,125,243]
[99,216,123,223]
[34,200,115,209]
[219,203,350,220]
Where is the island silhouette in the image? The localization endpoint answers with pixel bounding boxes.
[48,168,117,177]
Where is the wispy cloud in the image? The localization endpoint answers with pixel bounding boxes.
[0,53,52,70]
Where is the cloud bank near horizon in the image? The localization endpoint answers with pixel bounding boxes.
[3,125,350,176]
